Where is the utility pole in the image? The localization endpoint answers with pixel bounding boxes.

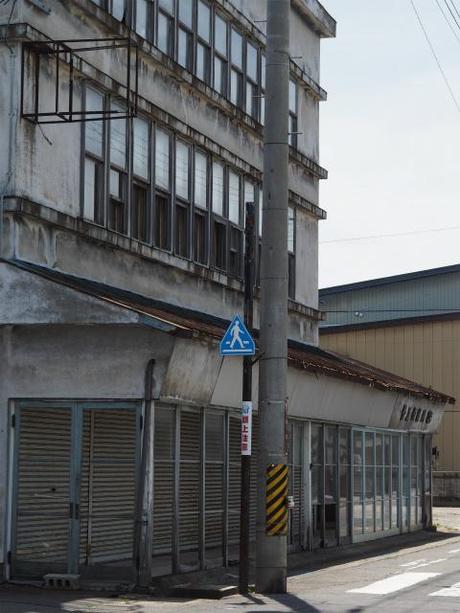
[256,0,290,595]
[239,202,255,594]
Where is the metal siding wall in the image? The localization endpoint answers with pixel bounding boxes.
[320,320,460,472]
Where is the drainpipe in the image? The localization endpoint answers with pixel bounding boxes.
[135,359,155,587]
[0,29,17,259]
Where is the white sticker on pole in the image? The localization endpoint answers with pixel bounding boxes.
[241,401,253,456]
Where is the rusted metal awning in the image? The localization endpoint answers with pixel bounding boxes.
[9,259,454,406]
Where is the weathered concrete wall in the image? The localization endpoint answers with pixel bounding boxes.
[0,1,324,311]
[0,323,176,564]
[5,212,318,344]
[296,208,319,309]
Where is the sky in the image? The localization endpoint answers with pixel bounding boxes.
[319,0,460,288]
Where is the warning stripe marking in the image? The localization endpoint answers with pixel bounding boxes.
[265,464,288,536]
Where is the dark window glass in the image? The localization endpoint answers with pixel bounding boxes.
[288,253,295,300]
[229,226,242,277]
[213,220,226,270]
[109,199,125,233]
[155,193,170,250]
[132,183,149,242]
[194,211,207,264]
[175,203,189,257]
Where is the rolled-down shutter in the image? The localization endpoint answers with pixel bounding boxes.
[153,406,175,554]
[79,409,137,564]
[179,410,201,553]
[15,407,72,571]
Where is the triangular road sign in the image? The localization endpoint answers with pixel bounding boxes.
[220,314,255,356]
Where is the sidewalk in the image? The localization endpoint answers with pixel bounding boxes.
[2,509,460,613]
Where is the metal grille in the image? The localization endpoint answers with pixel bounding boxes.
[179,411,201,553]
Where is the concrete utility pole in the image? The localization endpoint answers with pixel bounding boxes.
[256,0,290,595]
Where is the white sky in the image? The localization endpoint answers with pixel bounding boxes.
[319,0,460,288]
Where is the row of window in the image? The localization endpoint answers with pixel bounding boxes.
[91,0,298,143]
[83,86,296,296]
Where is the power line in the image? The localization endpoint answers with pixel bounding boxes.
[320,225,460,244]
[442,0,460,29]
[448,0,460,22]
[410,0,460,114]
[434,0,460,43]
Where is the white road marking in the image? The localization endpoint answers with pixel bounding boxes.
[400,559,426,567]
[411,559,446,569]
[348,572,441,595]
[448,549,460,554]
[430,582,460,597]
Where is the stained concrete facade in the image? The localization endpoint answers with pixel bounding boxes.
[0,0,337,578]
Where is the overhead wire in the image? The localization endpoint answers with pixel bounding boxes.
[447,0,460,22]
[442,0,460,29]
[410,0,460,114]
[320,225,460,244]
[434,0,460,43]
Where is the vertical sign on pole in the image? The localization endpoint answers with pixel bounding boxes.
[241,401,253,456]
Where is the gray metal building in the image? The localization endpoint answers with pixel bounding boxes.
[0,0,451,584]
[320,265,460,502]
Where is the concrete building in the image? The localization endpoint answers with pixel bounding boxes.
[319,265,460,504]
[0,0,451,584]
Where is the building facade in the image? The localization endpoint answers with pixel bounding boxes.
[320,265,460,503]
[0,0,450,584]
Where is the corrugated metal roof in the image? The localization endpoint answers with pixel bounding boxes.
[9,259,454,405]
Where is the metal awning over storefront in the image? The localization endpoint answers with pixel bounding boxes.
[5,258,454,410]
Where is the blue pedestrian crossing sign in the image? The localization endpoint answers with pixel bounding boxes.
[220,314,255,356]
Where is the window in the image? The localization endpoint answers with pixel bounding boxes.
[132,118,151,242]
[230,28,243,108]
[288,206,295,299]
[155,127,171,249]
[177,0,193,70]
[213,14,228,96]
[196,1,211,84]
[175,140,191,257]
[136,0,154,42]
[212,161,224,216]
[110,0,126,21]
[228,171,242,277]
[194,150,208,264]
[158,1,174,55]
[289,79,298,148]
[260,53,266,125]
[246,42,258,119]
[84,87,104,223]
[213,220,226,270]
[109,101,128,233]
[228,171,240,225]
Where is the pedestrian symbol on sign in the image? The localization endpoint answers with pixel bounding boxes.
[220,314,255,356]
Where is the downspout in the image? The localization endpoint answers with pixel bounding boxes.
[135,359,155,587]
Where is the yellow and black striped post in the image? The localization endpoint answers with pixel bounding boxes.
[265,464,288,536]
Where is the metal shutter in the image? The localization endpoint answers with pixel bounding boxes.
[179,410,201,554]
[79,409,137,565]
[205,413,225,551]
[153,406,175,554]
[228,416,241,545]
[15,407,72,573]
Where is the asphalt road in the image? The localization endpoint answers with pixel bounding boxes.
[4,530,460,612]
